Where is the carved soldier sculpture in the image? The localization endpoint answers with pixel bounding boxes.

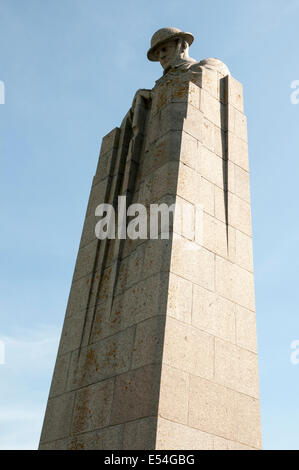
[132,26,230,108]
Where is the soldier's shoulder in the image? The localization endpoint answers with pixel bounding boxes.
[190,57,230,76]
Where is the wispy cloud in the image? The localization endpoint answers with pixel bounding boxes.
[0,325,60,449]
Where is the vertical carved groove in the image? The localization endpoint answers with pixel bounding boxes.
[220,76,229,247]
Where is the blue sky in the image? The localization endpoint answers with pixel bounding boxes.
[0,0,299,450]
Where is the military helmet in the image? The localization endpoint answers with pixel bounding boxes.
[147,27,194,61]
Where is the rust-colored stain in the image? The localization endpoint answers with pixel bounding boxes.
[172,82,189,99]
[111,310,121,326]
[124,380,132,391]
[79,348,100,387]
[68,439,85,450]
[72,388,92,435]
[102,341,117,368]
[93,311,103,337]
[154,86,169,112]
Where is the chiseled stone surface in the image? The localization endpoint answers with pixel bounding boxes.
[167,273,193,324]
[163,316,214,380]
[110,363,161,426]
[72,379,114,435]
[235,304,258,353]
[188,375,262,448]
[192,285,236,343]
[39,29,261,450]
[156,418,214,450]
[214,338,260,398]
[123,418,157,450]
[40,392,76,444]
[158,364,189,425]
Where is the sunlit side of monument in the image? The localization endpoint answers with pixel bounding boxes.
[39,28,262,450]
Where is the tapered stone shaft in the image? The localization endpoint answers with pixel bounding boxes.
[39,67,262,450]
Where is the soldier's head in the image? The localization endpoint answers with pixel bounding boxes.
[147,27,194,71]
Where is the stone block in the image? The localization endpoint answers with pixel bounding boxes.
[123,272,169,326]
[214,338,259,398]
[67,327,135,390]
[99,128,120,157]
[66,424,123,450]
[228,132,249,171]
[73,240,98,282]
[79,213,97,249]
[187,81,201,109]
[201,118,215,152]
[213,436,255,450]
[228,192,252,236]
[110,363,161,425]
[132,316,166,369]
[156,418,214,450]
[235,164,250,202]
[86,176,112,217]
[183,104,203,141]
[233,107,248,142]
[89,295,123,343]
[177,164,214,216]
[199,177,215,216]
[49,353,71,398]
[235,305,258,353]
[150,161,179,202]
[40,392,75,443]
[71,378,114,434]
[65,273,94,318]
[150,76,199,117]
[227,160,236,193]
[200,67,219,99]
[214,126,226,159]
[160,102,188,136]
[125,243,146,289]
[235,229,253,272]
[171,237,215,291]
[167,273,192,324]
[95,142,119,183]
[235,393,262,449]
[123,417,157,450]
[188,376,236,441]
[192,285,235,343]
[151,81,171,117]
[90,272,169,347]
[214,185,226,223]
[200,89,222,128]
[179,131,199,170]
[198,212,228,258]
[93,265,113,305]
[143,239,172,279]
[198,146,224,189]
[173,196,195,241]
[158,364,189,425]
[163,317,214,379]
[226,75,244,113]
[215,255,255,311]
[141,131,182,178]
[58,310,86,355]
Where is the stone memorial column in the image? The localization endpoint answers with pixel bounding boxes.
[39,28,262,450]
